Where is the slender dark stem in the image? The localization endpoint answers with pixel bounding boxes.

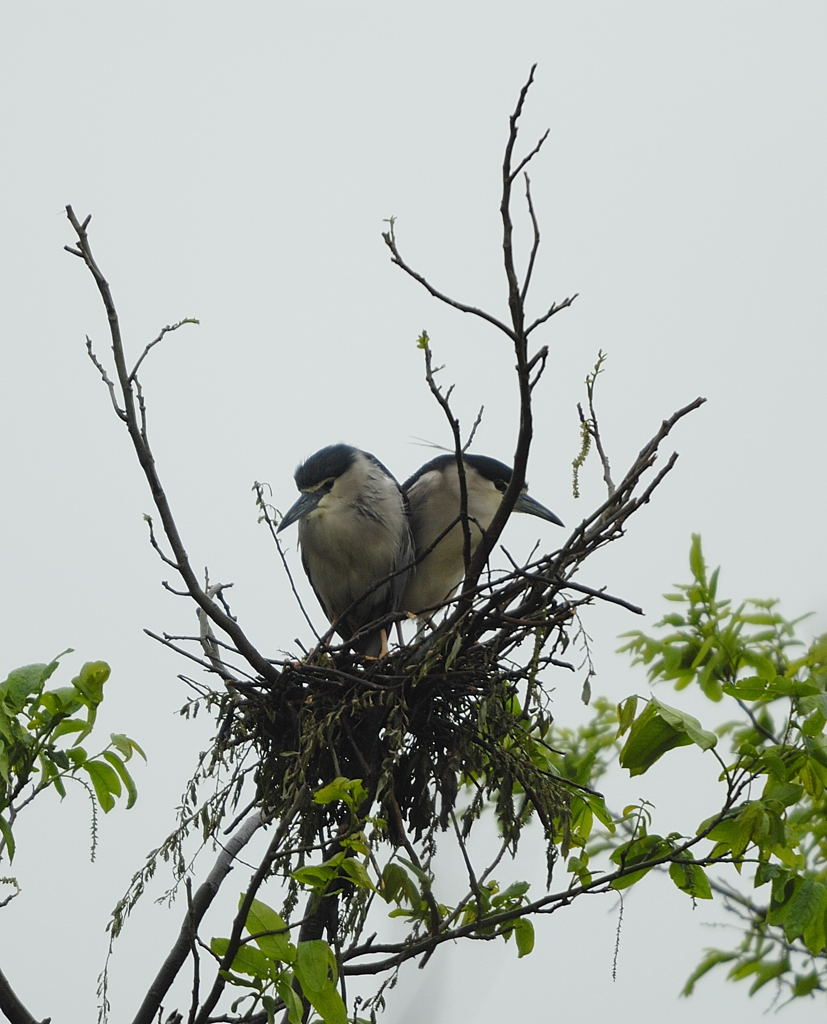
[65,206,280,687]
[421,338,474,577]
[381,221,514,339]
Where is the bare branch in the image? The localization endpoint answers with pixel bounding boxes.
[525,292,578,335]
[520,174,541,304]
[420,333,474,576]
[197,579,244,684]
[130,318,199,382]
[185,878,201,1024]
[144,514,181,569]
[511,129,550,183]
[382,220,514,339]
[254,481,321,640]
[65,205,280,686]
[85,336,126,421]
[462,405,485,452]
[527,344,548,391]
[430,67,550,623]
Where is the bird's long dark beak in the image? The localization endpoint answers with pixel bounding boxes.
[277,490,323,532]
[515,492,564,527]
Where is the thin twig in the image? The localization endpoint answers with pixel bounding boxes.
[420,334,474,577]
[130,318,199,382]
[521,174,541,303]
[65,206,280,687]
[381,219,514,340]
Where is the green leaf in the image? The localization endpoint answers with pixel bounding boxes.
[688,533,706,583]
[619,698,716,776]
[276,976,304,1024]
[380,862,417,905]
[681,951,738,996]
[292,864,337,888]
[304,983,347,1024]
[82,759,121,812]
[313,777,366,808]
[71,661,110,704]
[513,918,534,958]
[110,733,147,761]
[295,941,346,1024]
[617,696,638,736]
[782,880,827,951]
[705,813,752,858]
[762,779,803,808]
[610,834,672,889]
[51,769,67,799]
[747,957,791,995]
[296,940,337,990]
[102,751,138,809]
[339,858,374,892]
[66,746,88,767]
[295,941,333,992]
[792,972,821,997]
[50,720,88,740]
[0,705,16,744]
[721,677,767,701]
[669,861,713,900]
[396,856,433,888]
[585,791,615,831]
[727,957,763,982]
[755,862,786,888]
[1,663,57,711]
[0,814,15,862]
[655,700,717,749]
[244,897,295,963]
[210,936,273,979]
[492,881,530,905]
[39,687,83,717]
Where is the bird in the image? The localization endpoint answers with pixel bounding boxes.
[277,444,414,657]
[401,453,563,618]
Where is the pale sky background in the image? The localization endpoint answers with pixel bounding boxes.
[1,3,825,1022]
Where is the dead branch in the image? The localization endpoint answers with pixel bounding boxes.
[65,206,279,687]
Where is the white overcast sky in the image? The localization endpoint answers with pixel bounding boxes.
[1,3,825,1022]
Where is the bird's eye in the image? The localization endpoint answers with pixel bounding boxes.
[494,479,508,493]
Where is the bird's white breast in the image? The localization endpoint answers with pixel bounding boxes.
[403,463,501,614]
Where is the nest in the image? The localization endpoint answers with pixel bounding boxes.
[216,617,576,862]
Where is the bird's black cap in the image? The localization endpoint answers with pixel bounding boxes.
[403,453,517,491]
[294,444,399,490]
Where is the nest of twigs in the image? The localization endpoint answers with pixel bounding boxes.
[215,612,576,863]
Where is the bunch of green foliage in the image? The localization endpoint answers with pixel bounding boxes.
[0,652,144,865]
[560,535,826,1005]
